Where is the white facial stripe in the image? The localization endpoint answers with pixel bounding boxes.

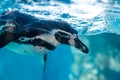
[68,39,75,47]
[18,29,76,48]
[68,34,77,47]
[51,29,72,35]
[70,34,77,39]
[35,33,60,46]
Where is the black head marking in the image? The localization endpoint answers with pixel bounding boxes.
[54,31,70,45]
[54,31,89,54]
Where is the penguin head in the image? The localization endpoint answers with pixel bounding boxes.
[54,30,89,54]
[0,17,17,48]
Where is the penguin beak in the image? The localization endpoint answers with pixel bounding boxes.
[74,38,88,53]
[54,31,89,54]
[68,35,89,54]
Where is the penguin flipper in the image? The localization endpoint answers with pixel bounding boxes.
[43,54,47,72]
[20,22,51,37]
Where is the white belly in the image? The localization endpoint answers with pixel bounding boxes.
[5,42,48,55]
[5,42,47,72]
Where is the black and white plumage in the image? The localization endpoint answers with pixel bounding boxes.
[0,10,89,71]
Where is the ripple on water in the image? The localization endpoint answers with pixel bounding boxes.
[0,1,120,35]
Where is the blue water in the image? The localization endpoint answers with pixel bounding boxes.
[0,0,120,80]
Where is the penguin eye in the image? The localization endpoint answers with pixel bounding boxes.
[12,26,17,30]
[58,31,70,39]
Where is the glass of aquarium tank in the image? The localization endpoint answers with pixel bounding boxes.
[0,0,120,80]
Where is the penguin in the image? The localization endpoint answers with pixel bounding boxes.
[0,10,89,71]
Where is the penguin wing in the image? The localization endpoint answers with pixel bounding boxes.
[18,21,51,38]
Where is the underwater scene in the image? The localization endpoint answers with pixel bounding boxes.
[0,0,120,80]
